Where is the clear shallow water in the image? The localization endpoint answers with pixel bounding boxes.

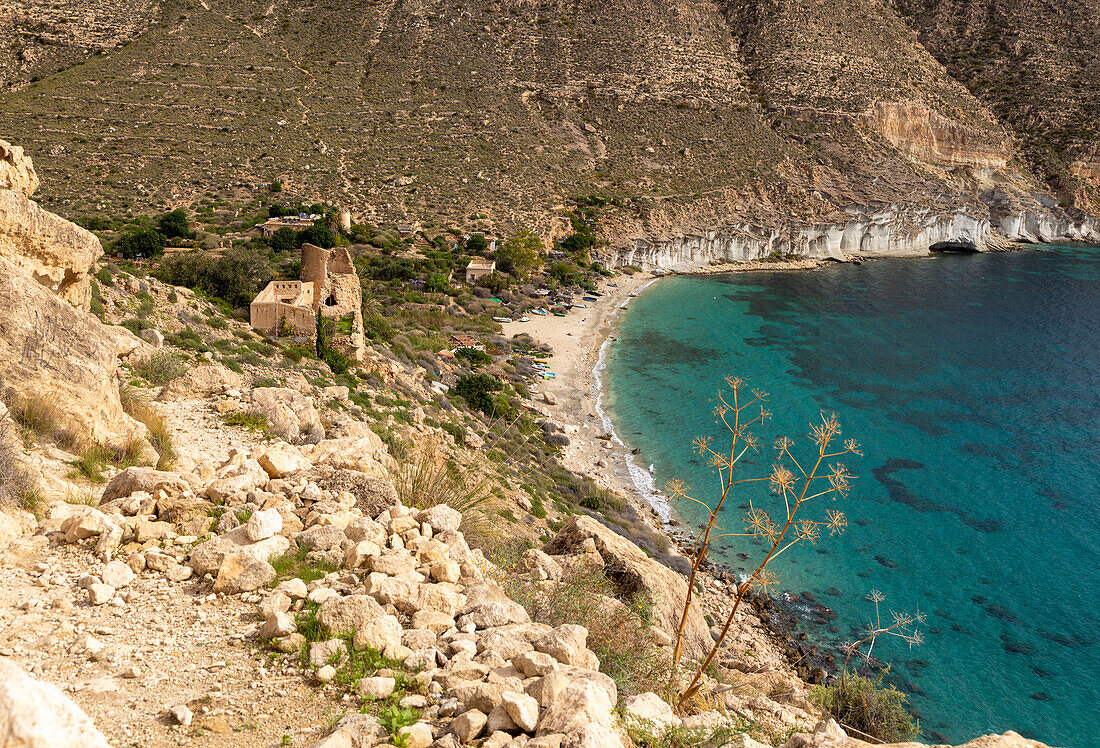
[604,247,1100,747]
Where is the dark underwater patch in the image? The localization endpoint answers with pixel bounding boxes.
[873,460,1002,532]
[1000,632,1035,655]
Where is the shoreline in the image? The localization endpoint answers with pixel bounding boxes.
[520,256,840,533]
[514,271,665,523]
[519,260,848,686]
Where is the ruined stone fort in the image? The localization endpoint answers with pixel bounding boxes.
[249,243,364,361]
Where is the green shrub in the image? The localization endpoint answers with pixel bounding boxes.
[120,318,153,335]
[95,266,114,286]
[115,227,166,259]
[135,292,155,318]
[452,373,505,416]
[812,670,917,742]
[132,351,189,385]
[363,314,394,342]
[455,347,492,367]
[206,315,229,330]
[223,409,271,434]
[498,562,665,696]
[157,208,193,240]
[165,327,207,351]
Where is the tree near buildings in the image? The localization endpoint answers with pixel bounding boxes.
[497,230,541,278]
[156,208,193,240]
[115,227,166,259]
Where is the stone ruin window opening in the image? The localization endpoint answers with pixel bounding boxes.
[325,293,338,306]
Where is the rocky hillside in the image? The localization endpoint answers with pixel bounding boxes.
[0,141,1062,748]
[895,0,1100,212]
[0,0,1097,265]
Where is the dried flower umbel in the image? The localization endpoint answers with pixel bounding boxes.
[668,377,862,708]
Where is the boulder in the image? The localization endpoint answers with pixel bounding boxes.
[313,469,398,518]
[502,691,541,732]
[535,625,599,670]
[261,612,297,638]
[537,679,616,736]
[256,443,313,478]
[0,254,149,453]
[623,692,681,730]
[101,467,190,502]
[357,677,396,699]
[156,364,243,401]
[299,525,347,552]
[138,328,164,348]
[155,495,214,524]
[543,515,710,659]
[0,140,99,309]
[251,387,324,443]
[309,639,348,668]
[87,583,115,605]
[419,504,462,533]
[61,508,114,543]
[352,614,402,651]
[212,553,276,593]
[397,723,433,748]
[0,658,110,747]
[304,434,395,479]
[452,709,488,742]
[318,594,386,635]
[245,508,283,542]
[187,526,290,575]
[100,560,135,588]
[310,713,385,748]
[459,582,531,629]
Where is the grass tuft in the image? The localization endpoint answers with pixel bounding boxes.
[222,409,272,435]
[0,423,44,516]
[132,351,190,385]
[120,385,175,468]
[270,544,339,586]
[812,669,917,742]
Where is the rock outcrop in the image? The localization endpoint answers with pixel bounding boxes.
[0,254,148,449]
[0,657,110,747]
[0,139,101,310]
[0,140,149,451]
[542,514,713,660]
[618,200,1100,271]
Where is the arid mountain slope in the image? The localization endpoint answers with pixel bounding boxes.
[895,0,1100,211]
[0,0,1096,257]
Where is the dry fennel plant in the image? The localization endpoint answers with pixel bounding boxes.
[668,376,861,708]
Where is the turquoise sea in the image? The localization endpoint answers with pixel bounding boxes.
[602,246,1099,747]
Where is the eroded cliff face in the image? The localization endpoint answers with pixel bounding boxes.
[0,0,161,90]
[616,199,1100,271]
[0,140,100,309]
[618,206,990,270]
[863,100,1013,170]
[0,139,150,453]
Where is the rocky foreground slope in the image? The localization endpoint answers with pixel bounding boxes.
[0,0,1098,266]
[0,143,1059,747]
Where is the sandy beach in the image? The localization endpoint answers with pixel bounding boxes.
[502,271,663,515]
[508,257,836,521]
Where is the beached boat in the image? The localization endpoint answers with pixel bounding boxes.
[553,312,566,317]
[519,316,530,322]
[493,316,510,322]
[582,296,598,302]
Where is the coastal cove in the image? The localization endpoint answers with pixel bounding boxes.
[600,246,1100,748]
